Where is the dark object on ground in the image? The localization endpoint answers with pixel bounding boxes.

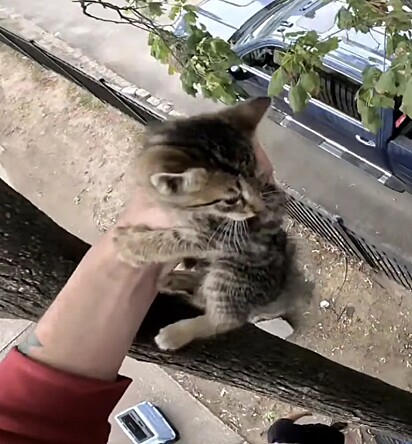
[267,418,345,444]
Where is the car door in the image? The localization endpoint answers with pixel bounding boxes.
[232,42,389,171]
[387,111,412,189]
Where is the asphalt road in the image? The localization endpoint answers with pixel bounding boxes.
[2,0,412,256]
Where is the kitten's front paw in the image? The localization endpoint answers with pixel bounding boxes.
[112,225,151,267]
[159,271,200,296]
[155,323,192,351]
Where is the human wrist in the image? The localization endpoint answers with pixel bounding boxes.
[93,226,164,286]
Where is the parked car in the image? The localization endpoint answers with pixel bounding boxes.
[175,0,412,193]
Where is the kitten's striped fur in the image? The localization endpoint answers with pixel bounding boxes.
[114,97,294,350]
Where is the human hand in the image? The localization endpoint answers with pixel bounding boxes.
[116,186,177,230]
[113,189,179,277]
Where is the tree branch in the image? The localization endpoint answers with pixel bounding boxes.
[0,178,411,438]
[76,0,171,32]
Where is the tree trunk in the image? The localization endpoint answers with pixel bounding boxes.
[0,179,411,438]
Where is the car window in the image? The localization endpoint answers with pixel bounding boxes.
[241,46,279,75]
[242,46,361,120]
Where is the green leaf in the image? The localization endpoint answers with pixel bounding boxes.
[210,39,230,55]
[336,8,354,30]
[268,68,287,96]
[387,34,405,56]
[301,31,319,47]
[288,83,309,113]
[169,5,181,20]
[315,37,339,55]
[300,71,320,96]
[273,50,285,64]
[184,10,197,28]
[181,80,197,96]
[147,1,163,17]
[285,31,306,38]
[183,4,197,13]
[356,24,371,33]
[357,99,381,133]
[400,78,412,118]
[281,52,301,74]
[374,70,397,95]
[371,94,395,109]
[397,76,408,96]
[362,66,382,88]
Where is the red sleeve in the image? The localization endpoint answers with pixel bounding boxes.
[0,347,131,444]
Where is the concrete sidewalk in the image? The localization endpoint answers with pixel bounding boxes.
[0,318,246,444]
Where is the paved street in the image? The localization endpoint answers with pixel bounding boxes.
[2,0,412,255]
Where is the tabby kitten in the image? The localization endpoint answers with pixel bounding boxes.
[113,97,293,351]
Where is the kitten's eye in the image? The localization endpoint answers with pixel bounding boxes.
[223,196,240,205]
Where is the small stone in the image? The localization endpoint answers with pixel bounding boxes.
[147,96,162,107]
[157,101,174,113]
[121,86,137,96]
[169,110,185,118]
[345,306,355,319]
[135,88,150,99]
[320,300,330,309]
[255,318,294,339]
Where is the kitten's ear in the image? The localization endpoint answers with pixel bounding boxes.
[219,96,271,135]
[150,168,208,195]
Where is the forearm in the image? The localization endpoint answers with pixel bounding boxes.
[18,228,162,381]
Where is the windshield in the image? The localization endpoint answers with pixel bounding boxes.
[233,0,304,45]
[295,1,342,33]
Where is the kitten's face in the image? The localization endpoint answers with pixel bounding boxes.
[142,97,272,220]
[150,169,264,220]
[212,175,265,221]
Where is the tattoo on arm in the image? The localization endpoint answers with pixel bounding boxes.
[18,332,43,357]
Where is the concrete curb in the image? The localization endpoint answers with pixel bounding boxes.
[0,6,185,120]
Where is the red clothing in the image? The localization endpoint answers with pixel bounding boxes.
[0,348,131,444]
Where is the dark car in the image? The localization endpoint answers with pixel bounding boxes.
[175,0,412,193]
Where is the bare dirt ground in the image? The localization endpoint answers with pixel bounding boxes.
[1,45,411,444]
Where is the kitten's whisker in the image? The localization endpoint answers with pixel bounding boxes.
[240,220,248,248]
[232,221,239,253]
[221,220,231,252]
[244,221,250,248]
[236,220,244,252]
[208,219,226,248]
[230,221,237,253]
[228,220,235,253]
[233,222,239,252]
